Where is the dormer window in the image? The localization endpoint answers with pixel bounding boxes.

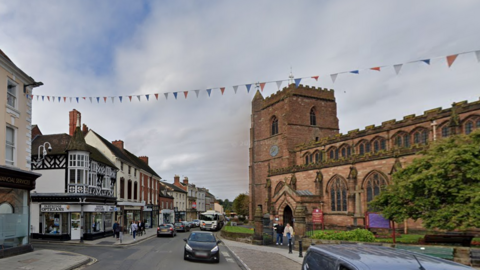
[69,151,89,185]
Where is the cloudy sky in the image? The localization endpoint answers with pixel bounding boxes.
[2,1,480,200]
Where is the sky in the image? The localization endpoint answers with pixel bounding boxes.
[2,0,480,200]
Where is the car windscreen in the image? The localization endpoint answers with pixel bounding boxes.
[174,223,182,226]
[189,233,216,242]
[200,214,217,221]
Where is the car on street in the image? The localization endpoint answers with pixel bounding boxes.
[192,219,200,227]
[183,231,221,263]
[157,224,176,237]
[302,244,474,270]
[175,222,190,232]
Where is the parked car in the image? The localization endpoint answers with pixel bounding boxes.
[157,224,176,237]
[175,222,190,232]
[183,231,221,263]
[192,219,200,227]
[302,244,474,270]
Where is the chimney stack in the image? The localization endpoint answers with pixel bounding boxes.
[174,175,180,185]
[183,176,189,185]
[139,156,149,164]
[82,124,89,135]
[112,140,124,150]
[69,109,81,136]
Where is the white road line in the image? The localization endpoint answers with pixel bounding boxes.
[226,258,235,263]
[222,251,231,257]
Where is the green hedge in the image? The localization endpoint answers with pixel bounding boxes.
[311,229,375,242]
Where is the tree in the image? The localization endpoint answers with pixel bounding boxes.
[370,131,480,231]
[233,193,250,218]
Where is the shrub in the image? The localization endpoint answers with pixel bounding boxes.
[312,229,375,242]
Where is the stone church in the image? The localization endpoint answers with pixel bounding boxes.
[249,83,480,236]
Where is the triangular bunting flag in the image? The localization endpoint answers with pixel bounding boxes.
[129,96,132,102]
[69,97,72,103]
[475,51,480,63]
[47,96,50,101]
[137,95,141,102]
[246,84,252,93]
[294,78,301,87]
[104,97,107,103]
[233,86,238,94]
[76,97,79,103]
[42,96,44,101]
[63,97,66,102]
[394,64,403,75]
[164,93,168,100]
[370,67,381,71]
[194,90,200,97]
[58,97,61,102]
[146,94,149,101]
[276,81,282,89]
[119,96,123,103]
[83,97,86,100]
[220,87,225,95]
[259,83,265,92]
[311,76,319,81]
[446,54,458,67]
[52,96,54,102]
[330,74,338,83]
[155,93,158,100]
[421,59,430,65]
[184,91,188,98]
[95,97,98,103]
[111,97,114,103]
[350,70,359,74]
[173,92,178,99]
[37,96,39,101]
[206,89,211,97]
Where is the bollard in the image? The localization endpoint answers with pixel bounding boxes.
[299,239,303,257]
[119,231,123,244]
[288,238,292,254]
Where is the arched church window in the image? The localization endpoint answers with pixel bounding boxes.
[358,140,370,156]
[271,117,279,136]
[330,177,347,211]
[314,151,320,163]
[372,137,386,153]
[413,129,428,145]
[394,132,410,148]
[465,121,474,135]
[310,108,316,126]
[0,202,14,214]
[365,172,388,208]
[476,119,480,128]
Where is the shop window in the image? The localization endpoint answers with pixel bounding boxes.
[5,126,15,166]
[0,202,14,213]
[44,213,68,234]
[85,212,104,233]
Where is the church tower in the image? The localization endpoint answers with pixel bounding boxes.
[249,83,339,218]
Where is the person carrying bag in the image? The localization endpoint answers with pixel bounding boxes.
[283,223,294,253]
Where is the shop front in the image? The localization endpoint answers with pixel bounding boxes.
[144,204,159,228]
[31,203,116,241]
[0,166,41,258]
[117,201,145,232]
[159,209,175,224]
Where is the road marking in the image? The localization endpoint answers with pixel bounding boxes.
[226,258,235,263]
[221,251,231,257]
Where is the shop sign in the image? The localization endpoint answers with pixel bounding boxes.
[41,205,66,212]
[83,205,115,212]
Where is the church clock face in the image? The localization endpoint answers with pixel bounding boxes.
[269,145,279,157]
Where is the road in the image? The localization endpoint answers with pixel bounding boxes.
[33,229,242,270]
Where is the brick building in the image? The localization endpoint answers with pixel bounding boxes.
[249,83,480,236]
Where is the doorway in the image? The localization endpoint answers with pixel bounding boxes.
[283,205,293,227]
[71,213,81,240]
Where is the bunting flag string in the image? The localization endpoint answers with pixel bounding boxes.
[29,49,480,104]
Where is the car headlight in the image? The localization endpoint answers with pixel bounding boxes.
[211,245,218,252]
[185,244,193,251]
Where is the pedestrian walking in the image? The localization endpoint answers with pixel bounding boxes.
[131,221,138,240]
[284,223,294,253]
[113,220,120,239]
[138,220,143,236]
[276,223,284,245]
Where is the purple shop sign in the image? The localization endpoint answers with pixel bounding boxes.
[368,213,390,229]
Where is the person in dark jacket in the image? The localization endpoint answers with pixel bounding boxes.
[276,223,284,245]
[113,221,120,239]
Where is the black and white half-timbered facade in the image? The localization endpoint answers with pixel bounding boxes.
[30,122,118,241]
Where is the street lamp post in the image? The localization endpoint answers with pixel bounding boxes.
[36,142,52,166]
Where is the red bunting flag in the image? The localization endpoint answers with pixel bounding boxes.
[129,96,132,102]
[63,97,66,102]
[184,91,188,98]
[83,97,86,100]
[47,96,50,101]
[446,54,458,67]
[220,87,225,95]
[311,76,319,81]
[104,97,107,103]
[259,83,266,92]
[370,67,381,71]
[155,93,158,100]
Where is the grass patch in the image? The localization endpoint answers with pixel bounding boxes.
[222,226,254,234]
[374,234,424,244]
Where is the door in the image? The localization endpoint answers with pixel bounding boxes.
[71,213,81,240]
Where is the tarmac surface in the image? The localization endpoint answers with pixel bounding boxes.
[0,228,303,270]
